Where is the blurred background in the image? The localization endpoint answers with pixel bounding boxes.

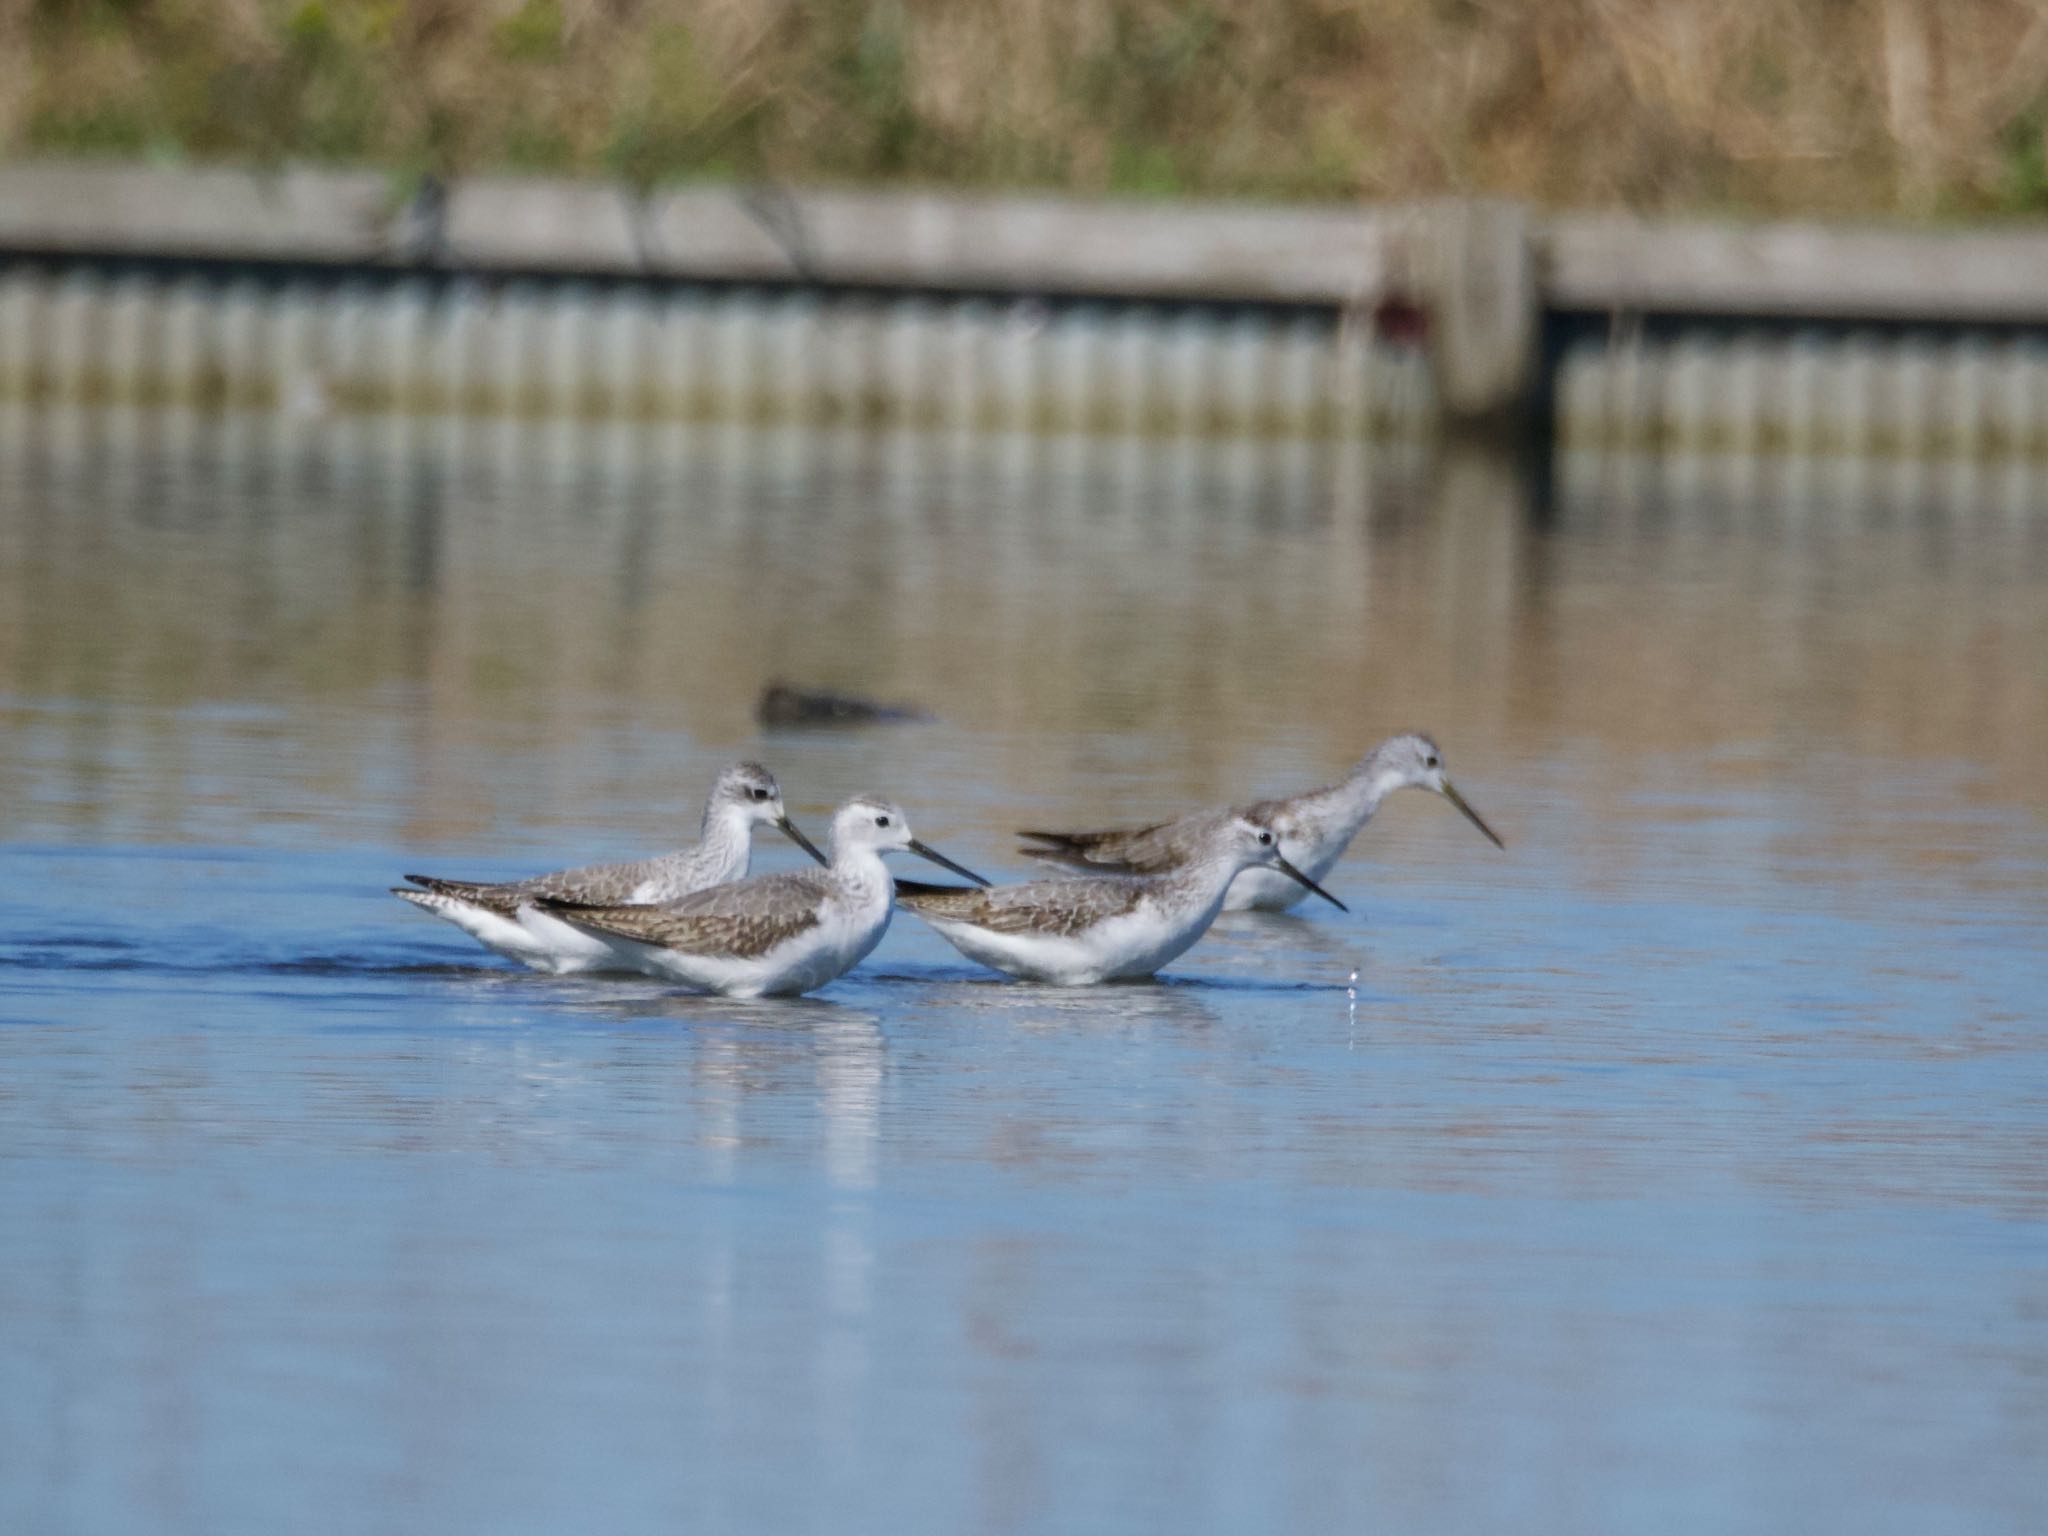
[1,6,2045,1536]
[10,0,2048,214]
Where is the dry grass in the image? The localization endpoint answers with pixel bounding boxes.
[14,0,2048,216]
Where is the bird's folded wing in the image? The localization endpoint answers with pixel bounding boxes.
[536,873,825,959]
[401,874,523,918]
[518,857,660,907]
[538,899,820,958]
[1015,818,1191,875]
[892,879,992,915]
[897,877,1146,937]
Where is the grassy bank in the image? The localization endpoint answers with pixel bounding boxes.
[12,1,2048,217]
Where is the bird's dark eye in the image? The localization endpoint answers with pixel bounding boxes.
[1257,830,1273,845]
[751,787,771,801]
[875,814,891,828]
[1425,756,1439,769]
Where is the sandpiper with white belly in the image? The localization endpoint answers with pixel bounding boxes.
[897,814,1347,985]
[1016,733,1503,913]
[533,797,988,997]
[392,760,827,973]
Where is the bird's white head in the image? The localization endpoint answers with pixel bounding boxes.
[832,796,916,855]
[711,761,788,827]
[831,798,991,885]
[1367,734,1505,850]
[710,761,828,865]
[1222,815,1348,911]
[1374,733,1450,792]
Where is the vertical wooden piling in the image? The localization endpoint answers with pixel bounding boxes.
[1424,200,1540,437]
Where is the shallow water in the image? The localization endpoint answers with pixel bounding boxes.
[2,408,2045,1535]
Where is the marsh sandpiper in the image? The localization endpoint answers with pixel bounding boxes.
[1017,733,1503,913]
[534,797,987,997]
[393,761,827,973]
[897,814,1345,984]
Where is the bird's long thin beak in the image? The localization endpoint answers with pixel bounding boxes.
[909,838,992,887]
[777,815,830,867]
[1441,781,1506,850]
[1273,852,1348,913]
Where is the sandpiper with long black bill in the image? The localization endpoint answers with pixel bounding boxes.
[535,797,987,997]
[392,760,827,973]
[1016,733,1503,913]
[897,814,1346,985]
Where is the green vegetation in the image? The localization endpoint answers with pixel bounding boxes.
[11,0,2048,216]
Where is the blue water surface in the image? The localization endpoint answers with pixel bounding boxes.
[1,411,2044,1535]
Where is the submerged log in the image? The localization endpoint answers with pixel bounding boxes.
[757,681,931,728]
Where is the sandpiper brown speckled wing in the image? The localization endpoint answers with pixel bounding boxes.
[400,874,527,919]
[895,875,1150,939]
[1015,808,1234,876]
[537,870,828,959]
[404,855,666,918]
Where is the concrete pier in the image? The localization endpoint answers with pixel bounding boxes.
[4,159,2048,444]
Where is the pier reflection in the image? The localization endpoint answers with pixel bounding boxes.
[1,405,2040,871]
